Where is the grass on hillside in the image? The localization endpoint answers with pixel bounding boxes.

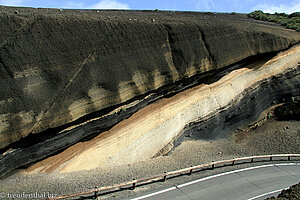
[248,10,300,32]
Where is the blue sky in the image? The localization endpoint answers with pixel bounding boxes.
[0,0,299,14]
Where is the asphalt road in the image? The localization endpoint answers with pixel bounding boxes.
[127,163,300,200]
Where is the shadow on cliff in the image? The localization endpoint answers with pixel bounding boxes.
[274,101,300,121]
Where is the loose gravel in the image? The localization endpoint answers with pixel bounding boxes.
[0,119,299,199]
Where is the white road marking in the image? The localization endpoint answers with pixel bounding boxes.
[130,187,177,200]
[275,163,300,166]
[247,187,289,200]
[177,164,274,188]
[131,163,299,200]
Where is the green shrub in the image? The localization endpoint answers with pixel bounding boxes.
[289,12,300,18]
[248,10,300,32]
[274,12,288,17]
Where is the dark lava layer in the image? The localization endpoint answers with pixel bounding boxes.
[182,67,300,141]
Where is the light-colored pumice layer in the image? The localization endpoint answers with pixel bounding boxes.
[26,45,300,173]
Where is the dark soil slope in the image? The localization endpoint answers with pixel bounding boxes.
[267,182,300,200]
[1,7,300,151]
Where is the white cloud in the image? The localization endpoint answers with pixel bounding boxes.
[0,0,24,6]
[194,0,215,11]
[205,0,215,10]
[253,0,300,14]
[60,0,130,10]
[63,2,85,9]
[91,0,129,10]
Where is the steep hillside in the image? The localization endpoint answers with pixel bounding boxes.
[22,44,300,173]
[0,6,300,177]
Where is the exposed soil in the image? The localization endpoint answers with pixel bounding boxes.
[0,7,299,199]
[267,182,300,200]
[1,5,300,177]
[0,117,299,199]
[274,101,300,121]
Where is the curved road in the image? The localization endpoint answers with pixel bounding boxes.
[128,163,300,200]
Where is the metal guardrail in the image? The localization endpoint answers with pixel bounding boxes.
[48,154,300,200]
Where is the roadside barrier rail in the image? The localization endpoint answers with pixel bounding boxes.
[49,154,300,200]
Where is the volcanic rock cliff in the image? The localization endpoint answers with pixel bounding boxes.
[0,6,300,176]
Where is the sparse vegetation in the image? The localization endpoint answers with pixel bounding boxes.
[248,10,300,32]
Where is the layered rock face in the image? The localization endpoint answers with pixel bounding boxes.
[0,6,300,176]
[24,45,300,173]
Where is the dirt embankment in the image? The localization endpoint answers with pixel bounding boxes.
[267,182,300,200]
[1,116,299,199]
[21,45,300,174]
[1,6,300,177]
[1,6,300,149]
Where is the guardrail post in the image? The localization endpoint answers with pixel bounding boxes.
[270,157,273,161]
[288,156,291,161]
[94,186,98,199]
[212,162,215,170]
[232,160,235,166]
[251,158,254,163]
[189,166,193,175]
[163,172,167,182]
[132,179,136,190]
